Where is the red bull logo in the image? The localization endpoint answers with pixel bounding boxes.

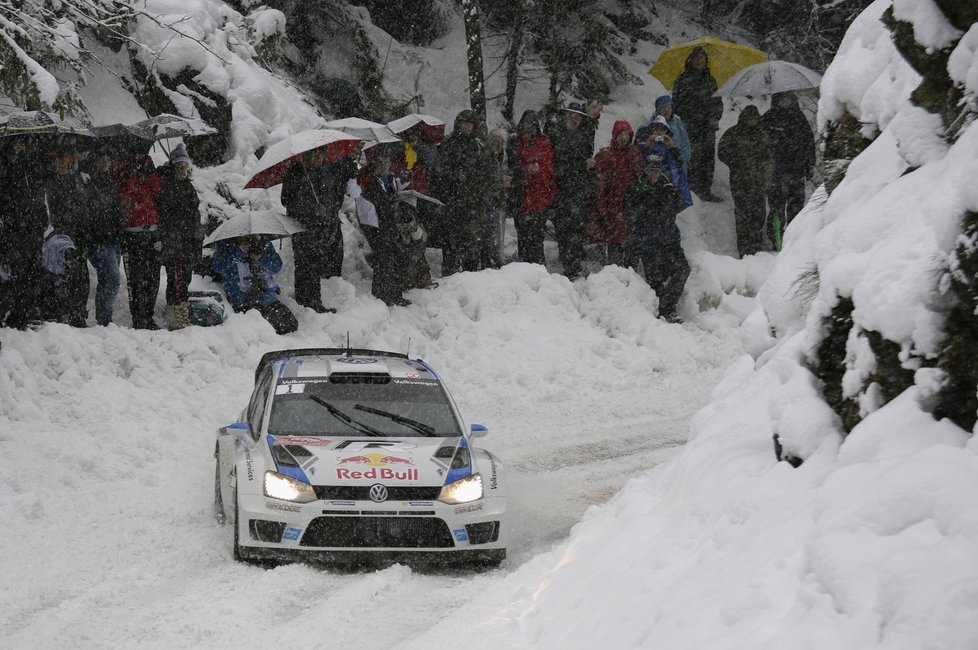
[335,452,418,480]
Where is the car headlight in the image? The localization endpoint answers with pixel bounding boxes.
[263,471,317,503]
[438,473,483,504]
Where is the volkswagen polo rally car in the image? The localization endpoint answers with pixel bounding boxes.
[214,347,506,566]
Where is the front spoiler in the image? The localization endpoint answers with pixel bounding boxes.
[236,545,505,568]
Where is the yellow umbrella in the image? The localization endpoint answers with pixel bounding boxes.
[649,36,768,90]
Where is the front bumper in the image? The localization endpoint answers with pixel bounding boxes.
[236,490,506,563]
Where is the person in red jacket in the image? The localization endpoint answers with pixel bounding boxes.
[119,152,162,329]
[508,110,556,265]
[591,120,644,267]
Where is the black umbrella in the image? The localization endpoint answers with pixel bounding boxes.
[93,114,217,155]
[0,111,90,137]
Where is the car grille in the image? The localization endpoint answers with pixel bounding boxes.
[314,485,442,501]
[300,516,455,548]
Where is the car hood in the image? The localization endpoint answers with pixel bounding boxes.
[265,434,466,486]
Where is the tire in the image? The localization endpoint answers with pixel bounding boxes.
[232,492,277,568]
[213,460,226,526]
[232,490,245,562]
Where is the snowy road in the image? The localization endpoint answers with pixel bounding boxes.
[0,263,750,648]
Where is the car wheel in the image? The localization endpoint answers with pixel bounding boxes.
[214,460,226,526]
[232,490,245,562]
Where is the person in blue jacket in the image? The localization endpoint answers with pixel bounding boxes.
[637,116,693,208]
[211,235,297,334]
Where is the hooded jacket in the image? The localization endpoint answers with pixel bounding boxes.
[591,120,643,244]
[435,110,495,216]
[672,47,723,130]
[509,110,557,215]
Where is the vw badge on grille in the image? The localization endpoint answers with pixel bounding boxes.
[369,484,388,503]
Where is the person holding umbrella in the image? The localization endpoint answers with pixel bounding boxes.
[672,46,724,202]
[211,235,297,334]
[718,105,771,257]
[280,146,356,313]
[762,91,815,249]
[0,134,49,327]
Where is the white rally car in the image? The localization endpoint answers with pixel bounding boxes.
[214,347,506,567]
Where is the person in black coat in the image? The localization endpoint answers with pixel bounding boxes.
[672,46,724,202]
[623,158,689,323]
[360,150,413,307]
[281,151,356,312]
[156,143,201,329]
[548,102,596,280]
[433,109,495,275]
[44,135,95,326]
[718,105,771,257]
[0,135,50,327]
[82,143,125,326]
[762,92,815,247]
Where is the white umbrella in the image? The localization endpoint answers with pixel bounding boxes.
[126,114,217,140]
[386,113,446,142]
[714,60,822,97]
[322,118,400,150]
[202,211,306,247]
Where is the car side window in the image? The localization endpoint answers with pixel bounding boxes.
[247,368,273,440]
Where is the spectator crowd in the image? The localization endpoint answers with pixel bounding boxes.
[0,46,816,334]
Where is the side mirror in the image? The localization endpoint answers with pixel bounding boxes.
[219,422,249,436]
[470,423,488,437]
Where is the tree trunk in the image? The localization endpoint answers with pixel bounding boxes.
[460,0,487,131]
[502,0,525,126]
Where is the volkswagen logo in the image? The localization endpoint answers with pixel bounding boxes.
[369,484,388,503]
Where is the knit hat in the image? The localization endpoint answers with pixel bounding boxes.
[644,154,667,174]
[654,95,673,112]
[170,143,192,166]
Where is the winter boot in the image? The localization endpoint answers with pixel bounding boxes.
[166,302,191,330]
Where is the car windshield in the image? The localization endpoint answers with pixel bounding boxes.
[267,376,461,437]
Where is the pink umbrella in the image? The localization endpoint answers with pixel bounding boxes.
[244,129,361,189]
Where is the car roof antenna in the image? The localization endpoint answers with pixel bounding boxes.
[346,331,351,357]
[406,337,411,359]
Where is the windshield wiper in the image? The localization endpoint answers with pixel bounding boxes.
[353,404,436,436]
[309,395,384,436]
